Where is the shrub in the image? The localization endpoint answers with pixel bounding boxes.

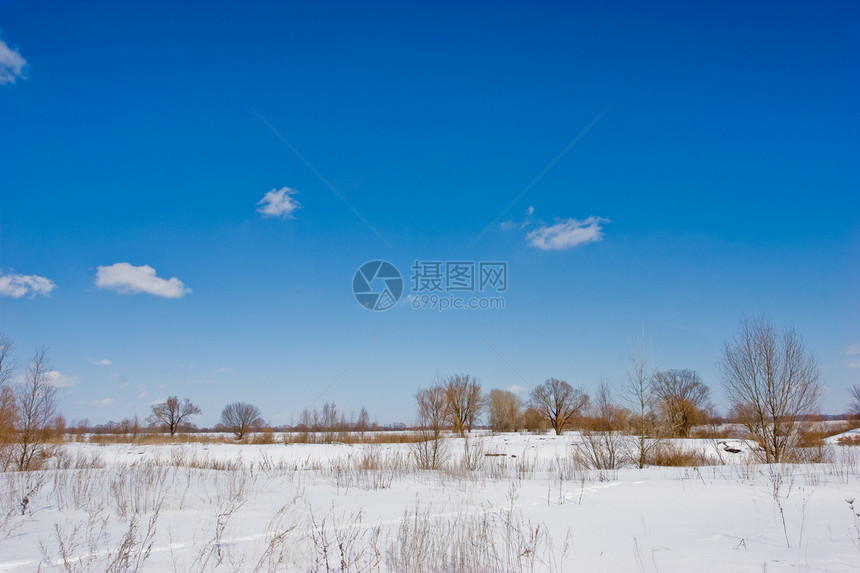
[650,443,710,467]
[522,406,547,434]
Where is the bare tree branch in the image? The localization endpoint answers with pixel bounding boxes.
[529,378,588,435]
[221,402,263,439]
[624,334,660,468]
[719,316,821,463]
[848,385,860,419]
[148,396,201,437]
[654,369,711,438]
[488,389,523,433]
[15,346,58,470]
[414,385,449,469]
[442,374,485,437]
[0,334,15,388]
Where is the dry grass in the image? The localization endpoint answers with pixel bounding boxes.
[387,492,570,572]
[284,430,428,445]
[77,430,431,448]
[799,422,855,444]
[84,433,234,446]
[5,432,860,572]
[837,434,860,446]
[650,442,712,467]
[689,424,741,440]
[19,443,578,572]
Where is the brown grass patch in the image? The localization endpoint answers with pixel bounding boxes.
[689,425,740,440]
[282,431,427,445]
[650,443,710,467]
[837,434,860,446]
[85,433,233,446]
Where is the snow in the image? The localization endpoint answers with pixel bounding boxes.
[1,432,859,572]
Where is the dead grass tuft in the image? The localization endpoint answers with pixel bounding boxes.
[650,442,711,467]
[837,434,860,446]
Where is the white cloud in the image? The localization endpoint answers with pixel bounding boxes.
[257,187,301,218]
[847,344,860,355]
[526,216,609,251]
[45,370,79,388]
[136,383,149,398]
[848,361,860,369]
[501,205,536,231]
[95,263,191,298]
[0,271,55,298]
[0,39,27,85]
[87,358,112,366]
[86,398,116,407]
[507,384,526,394]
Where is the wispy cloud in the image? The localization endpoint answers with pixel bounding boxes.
[848,362,860,369]
[45,370,79,388]
[257,187,301,218]
[87,358,112,366]
[526,216,609,251]
[85,398,116,407]
[501,205,536,231]
[847,344,860,355]
[95,263,191,298]
[135,383,149,398]
[0,39,27,85]
[0,271,55,298]
[184,376,216,386]
[507,384,526,394]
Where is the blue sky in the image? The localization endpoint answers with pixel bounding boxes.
[1,1,858,426]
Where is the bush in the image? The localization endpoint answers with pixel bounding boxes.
[650,443,710,467]
[522,406,547,434]
[837,434,860,446]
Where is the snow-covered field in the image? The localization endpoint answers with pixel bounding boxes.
[2,431,859,572]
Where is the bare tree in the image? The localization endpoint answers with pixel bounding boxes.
[443,374,485,437]
[321,402,340,430]
[625,334,659,468]
[576,381,630,470]
[413,385,449,469]
[0,335,19,471]
[15,347,58,470]
[355,406,370,435]
[296,408,316,442]
[719,316,821,463]
[148,396,201,436]
[848,385,860,420]
[220,402,263,439]
[0,334,15,387]
[488,388,523,433]
[417,386,447,436]
[522,405,547,433]
[653,369,711,438]
[529,378,589,435]
[0,386,18,471]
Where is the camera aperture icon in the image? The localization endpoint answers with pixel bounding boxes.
[352,260,403,311]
